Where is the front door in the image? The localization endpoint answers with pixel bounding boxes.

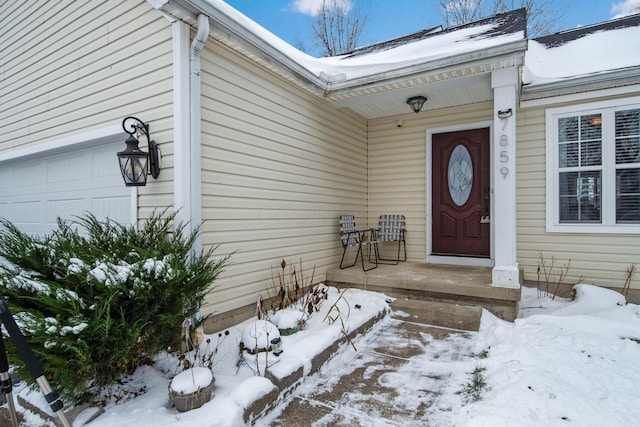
[432,128,490,257]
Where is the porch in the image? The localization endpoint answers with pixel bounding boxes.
[326,261,522,322]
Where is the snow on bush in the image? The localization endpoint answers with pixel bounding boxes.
[0,210,230,403]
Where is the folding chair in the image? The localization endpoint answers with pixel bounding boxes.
[375,214,407,265]
[339,215,378,271]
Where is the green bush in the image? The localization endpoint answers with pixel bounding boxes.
[0,210,229,403]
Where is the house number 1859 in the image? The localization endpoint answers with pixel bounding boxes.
[499,134,509,178]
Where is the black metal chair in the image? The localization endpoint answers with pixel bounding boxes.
[339,215,378,271]
[375,214,407,265]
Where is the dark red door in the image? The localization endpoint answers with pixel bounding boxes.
[432,128,490,257]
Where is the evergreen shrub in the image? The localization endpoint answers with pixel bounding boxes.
[0,210,229,403]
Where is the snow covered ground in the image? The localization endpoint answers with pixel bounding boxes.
[8,284,640,426]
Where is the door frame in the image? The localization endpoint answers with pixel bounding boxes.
[426,121,495,267]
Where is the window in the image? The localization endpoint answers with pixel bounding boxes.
[546,98,640,233]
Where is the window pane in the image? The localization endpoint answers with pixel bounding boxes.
[581,139,602,166]
[558,115,602,168]
[616,109,640,165]
[581,114,602,140]
[559,171,601,223]
[616,137,640,164]
[616,168,640,223]
[559,117,578,142]
[559,142,578,167]
[616,109,640,137]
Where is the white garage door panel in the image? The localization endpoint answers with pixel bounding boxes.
[0,139,133,235]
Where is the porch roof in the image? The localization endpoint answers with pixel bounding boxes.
[152,0,527,119]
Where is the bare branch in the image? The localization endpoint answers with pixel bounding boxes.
[310,0,369,56]
[438,0,568,37]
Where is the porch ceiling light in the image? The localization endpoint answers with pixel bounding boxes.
[407,95,427,113]
[117,116,161,187]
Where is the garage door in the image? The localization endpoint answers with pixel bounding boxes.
[0,138,133,235]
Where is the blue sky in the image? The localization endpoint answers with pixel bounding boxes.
[223,0,639,54]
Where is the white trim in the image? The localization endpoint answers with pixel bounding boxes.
[427,255,494,267]
[545,96,640,234]
[426,120,494,263]
[491,69,519,287]
[0,125,122,162]
[190,14,210,252]
[520,84,640,109]
[173,20,191,228]
[544,95,640,116]
[129,187,139,228]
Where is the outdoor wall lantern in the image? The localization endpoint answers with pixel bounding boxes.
[117,116,161,187]
[406,95,427,113]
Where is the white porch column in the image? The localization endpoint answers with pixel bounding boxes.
[491,68,520,288]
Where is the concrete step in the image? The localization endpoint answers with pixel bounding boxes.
[390,298,482,331]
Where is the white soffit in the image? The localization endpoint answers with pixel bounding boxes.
[332,73,494,119]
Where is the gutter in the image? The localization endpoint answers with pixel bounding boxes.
[150,1,210,249]
[521,65,640,101]
[190,13,210,251]
[324,39,528,98]
[173,0,327,91]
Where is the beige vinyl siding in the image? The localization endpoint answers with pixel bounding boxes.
[517,94,640,290]
[368,102,494,261]
[0,0,174,210]
[199,42,368,315]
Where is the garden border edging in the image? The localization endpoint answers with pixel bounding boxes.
[243,307,389,423]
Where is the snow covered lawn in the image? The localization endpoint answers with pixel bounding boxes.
[9,284,640,426]
[453,285,640,427]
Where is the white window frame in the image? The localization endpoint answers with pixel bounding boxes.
[546,96,640,233]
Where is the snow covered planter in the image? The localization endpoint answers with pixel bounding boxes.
[241,320,280,354]
[168,325,230,411]
[168,367,215,412]
[240,320,281,375]
[271,306,306,335]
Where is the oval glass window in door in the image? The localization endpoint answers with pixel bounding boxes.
[448,144,473,206]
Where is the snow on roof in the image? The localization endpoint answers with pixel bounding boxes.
[210,2,638,94]
[316,11,526,80]
[209,1,526,83]
[523,13,640,87]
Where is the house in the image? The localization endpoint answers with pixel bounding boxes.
[1,1,639,330]
[519,14,640,301]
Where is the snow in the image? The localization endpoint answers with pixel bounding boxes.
[270,307,305,330]
[67,258,87,275]
[523,25,640,86]
[229,377,274,409]
[9,274,50,295]
[170,368,213,394]
[450,286,640,426]
[8,284,640,426]
[206,0,640,94]
[206,0,524,82]
[88,262,132,286]
[143,257,174,280]
[240,320,280,352]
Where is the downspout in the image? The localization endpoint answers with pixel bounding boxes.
[190,14,210,251]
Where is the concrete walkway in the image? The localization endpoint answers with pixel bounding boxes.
[257,299,480,426]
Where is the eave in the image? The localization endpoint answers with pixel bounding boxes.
[149,0,527,119]
[521,66,640,102]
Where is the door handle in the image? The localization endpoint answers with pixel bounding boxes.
[481,186,490,223]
